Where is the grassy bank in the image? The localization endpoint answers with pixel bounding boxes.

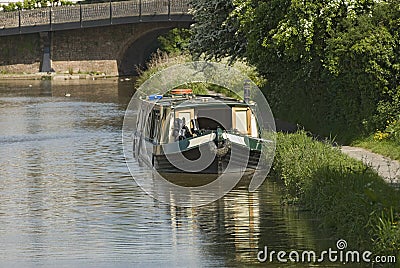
[352,136,400,161]
[272,131,400,258]
[352,117,400,161]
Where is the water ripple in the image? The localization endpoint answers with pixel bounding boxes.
[0,81,349,267]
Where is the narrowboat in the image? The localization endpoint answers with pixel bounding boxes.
[133,89,266,175]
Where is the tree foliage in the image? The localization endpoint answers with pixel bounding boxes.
[189,0,246,60]
[323,1,400,131]
[190,0,400,142]
[1,0,73,11]
[157,28,191,54]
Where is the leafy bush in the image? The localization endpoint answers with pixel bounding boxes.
[385,116,400,143]
[374,115,400,143]
[371,209,400,257]
[189,0,400,143]
[189,0,246,61]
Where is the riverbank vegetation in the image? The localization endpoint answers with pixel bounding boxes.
[190,0,400,146]
[134,48,265,97]
[134,52,209,95]
[353,116,400,160]
[273,131,400,258]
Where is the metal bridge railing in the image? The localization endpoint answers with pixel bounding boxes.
[0,0,190,33]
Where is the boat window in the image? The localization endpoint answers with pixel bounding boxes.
[196,107,232,130]
[147,109,161,143]
[178,112,191,125]
[250,112,259,138]
[136,105,145,133]
[232,107,250,135]
[172,109,194,141]
[197,118,224,130]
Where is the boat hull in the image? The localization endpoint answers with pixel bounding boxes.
[153,142,261,175]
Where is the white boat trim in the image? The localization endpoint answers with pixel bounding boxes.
[224,133,247,146]
[188,133,216,148]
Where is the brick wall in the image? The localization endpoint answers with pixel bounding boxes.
[0,33,41,73]
[0,21,190,76]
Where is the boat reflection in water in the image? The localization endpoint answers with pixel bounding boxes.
[161,176,332,266]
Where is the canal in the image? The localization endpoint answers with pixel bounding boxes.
[0,79,359,267]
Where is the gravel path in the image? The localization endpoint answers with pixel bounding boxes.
[341,146,400,184]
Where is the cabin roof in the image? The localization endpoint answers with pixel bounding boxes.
[141,95,253,108]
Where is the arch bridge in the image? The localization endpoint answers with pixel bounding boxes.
[0,0,192,75]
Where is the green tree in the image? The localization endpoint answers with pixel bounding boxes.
[324,1,400,131]
[190,0,399,141]
[189,0,246,60]
[158,28,191,54]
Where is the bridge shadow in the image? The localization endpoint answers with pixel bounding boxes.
[118,27,173,76]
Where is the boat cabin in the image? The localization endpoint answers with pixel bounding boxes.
[136,93,260,145]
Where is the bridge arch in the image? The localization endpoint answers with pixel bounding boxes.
[0,0,192,75]
[117,21,190,76]
[0,21,191,75]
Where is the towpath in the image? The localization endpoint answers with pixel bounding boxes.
[340,146,400,184]
[274,119,400,185]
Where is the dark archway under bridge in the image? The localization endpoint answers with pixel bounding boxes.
[118,25,189,76]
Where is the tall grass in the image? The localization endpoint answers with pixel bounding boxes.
[135,51,191,89]
[135,51,226,95]
[273,131,400,257]
[134,50,266,97]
